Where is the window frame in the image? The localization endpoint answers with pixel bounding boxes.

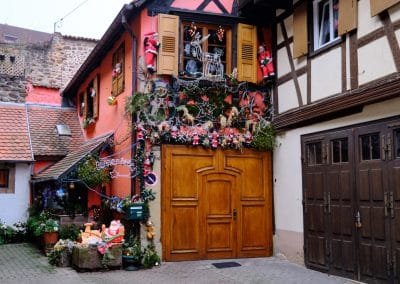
[0,164,15,194]
[179,22,231,78]
[112,43,125,96]
[312,0,340,51]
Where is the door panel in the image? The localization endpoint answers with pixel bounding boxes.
[355,123,391,282]
[303,118,400,282]
[162,145,272,261]
[203,173,235,259]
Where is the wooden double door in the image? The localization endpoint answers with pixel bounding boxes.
[162,145,272,261]
[302,117,400,283]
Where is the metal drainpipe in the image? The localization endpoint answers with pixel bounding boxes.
[122,12,138,197]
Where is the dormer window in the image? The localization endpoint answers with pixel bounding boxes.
[56,124,71,136]
[4,34,18,43]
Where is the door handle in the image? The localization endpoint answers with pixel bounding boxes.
[232,209,237,220]
[355,211,362,228]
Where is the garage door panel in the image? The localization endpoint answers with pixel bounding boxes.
[331,205,353,236]
[340,171,351,201]
[225,154,267,200]
[359,170,370,201]
[240,204,267,249]
[359,243,388,280]
[205,178,233,216]
[371,168,384,201]
[171,154,214,199]
[206,221,233,251]
[307,235,326,266]
[332,239,355,271]
[171,205,200,252]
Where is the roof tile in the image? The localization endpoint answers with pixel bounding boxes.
[0,104,33,161]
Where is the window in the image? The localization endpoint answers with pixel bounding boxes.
[360,133,380,161]
[0,164,15,194]
[307,142,323,165]
[331,138,348,163]
[293,0,357,58]
[82,75,99,120]
[180,22,231,78]
[0,169,9,187]
[112,43,125,96]
[313,0,339,50]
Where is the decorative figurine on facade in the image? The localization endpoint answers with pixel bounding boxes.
[144,32,160,73]
[258,44,275,79]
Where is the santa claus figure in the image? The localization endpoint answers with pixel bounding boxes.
[144,32,160,73]
[258,45,275,79]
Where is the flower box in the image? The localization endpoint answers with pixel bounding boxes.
[72,244,122,270]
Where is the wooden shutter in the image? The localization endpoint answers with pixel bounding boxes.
[93,74,100,119]
[338,0,358,35]
[237,23,257,83]
[112,43,124,96]
[293,1,308,58]
[157,13,179,75]
[370,0,400,17]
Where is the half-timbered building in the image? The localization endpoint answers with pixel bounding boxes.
[245,0,400,282]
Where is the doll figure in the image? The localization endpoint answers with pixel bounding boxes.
[258,45,275,79]
[144,32,160,73]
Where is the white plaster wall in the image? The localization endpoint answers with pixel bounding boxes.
[278,80,298,113]
[388,2,400,22]
[277,43,307,78]
[0,163,31,225]
[357,0,383,38]
[277,47,291,77]
[358,37,396,85]
[311,47,341,102]
[395,29,400,52]
[298,74,307,105]
[273,96,400,262]
[277,20,284,45]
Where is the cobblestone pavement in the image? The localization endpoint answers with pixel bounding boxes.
[0,243,363,284]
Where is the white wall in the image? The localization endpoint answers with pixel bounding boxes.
[0,163,32,225]
[273,96,400,262]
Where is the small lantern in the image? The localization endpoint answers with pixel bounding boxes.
[68,181,75,190]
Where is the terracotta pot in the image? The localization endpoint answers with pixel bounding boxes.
[43,231,59,245]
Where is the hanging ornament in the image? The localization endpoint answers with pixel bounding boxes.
[188,22,197,39]
[216,25,225,42]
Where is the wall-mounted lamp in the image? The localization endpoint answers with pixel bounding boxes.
[68,181,75,190]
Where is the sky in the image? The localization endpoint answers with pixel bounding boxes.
[0,0,130,39]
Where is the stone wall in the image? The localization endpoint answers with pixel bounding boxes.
[0,74,27,103]
[0,33,97,94]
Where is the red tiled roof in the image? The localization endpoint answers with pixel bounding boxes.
[27,105,84,158]
[33,132,113,181]
[0,103,33,162]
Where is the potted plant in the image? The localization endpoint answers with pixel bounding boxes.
[82,117,95,129]
[39,219,59,246]
[122,235,143,270]
[48,239,75,267]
